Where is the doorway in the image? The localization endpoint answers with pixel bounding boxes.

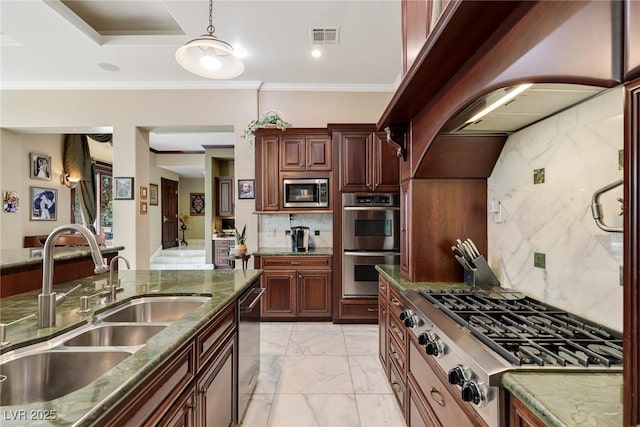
[161,177,179,249]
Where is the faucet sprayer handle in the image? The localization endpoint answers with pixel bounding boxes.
[94,265,110,274]
[55,284,82,306]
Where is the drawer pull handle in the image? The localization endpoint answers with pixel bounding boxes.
[291,261,302,265]
[367,308,378,312]
[391,351,403,364]
[391,298,401,306]
[391,382,402,393]
[188,401,198,410]
[430,387,445,407]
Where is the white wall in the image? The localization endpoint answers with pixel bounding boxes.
[488,87,624,330]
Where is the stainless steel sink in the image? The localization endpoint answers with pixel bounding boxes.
[0,350,131,406]
[99,296,210,323]
[63,324,167,347]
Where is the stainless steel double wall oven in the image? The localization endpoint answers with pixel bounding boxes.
[342,193,400,297]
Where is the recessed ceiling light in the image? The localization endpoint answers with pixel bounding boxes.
[311,47,322,58]
[98,62,120,72]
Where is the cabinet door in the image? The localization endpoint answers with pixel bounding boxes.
[372,133,400,192]
[297,269,331,317]
[213,240,232,269]
[379,296,389,377]
[256,136,280,211]
[159,388,197,427]
[279,136,306,171]
[197,338,236,427]
[400,180,411,277]
[340,133,371,192]
[216,177,234,217]
[509,395,547,427]
[306,136,332,171]
[261,270,297,318]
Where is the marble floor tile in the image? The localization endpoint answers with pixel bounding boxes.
[349,356,392,394]
[267,393,360,427]
[287,331,347,356]
[261,322,295,332]
[240,393,274,427]
[356,394,407,427]
[293,322,343,332]
[261,331,292,355]
[278,356,354,394]
[344,331,379,356]
[342,324,378,334]
[255,355,284,394]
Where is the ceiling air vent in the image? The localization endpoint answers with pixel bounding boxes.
[310,27,340,45]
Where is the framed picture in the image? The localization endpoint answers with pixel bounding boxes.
[140,201,148,215]
[149,184,159,205]
[238,179,255,199]
[140,186,148,200]
[3,191,19,213]
[30,153,51,181]
[190,193,205,216]
[114,177,134,200]
[30,186,57,221]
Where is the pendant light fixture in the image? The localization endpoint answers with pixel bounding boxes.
[175,0,244,79]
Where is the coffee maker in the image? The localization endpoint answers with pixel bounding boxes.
[291,226,310,252]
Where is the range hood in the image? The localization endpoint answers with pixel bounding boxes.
[441,83,605,134]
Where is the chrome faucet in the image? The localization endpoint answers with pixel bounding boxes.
[108,255,130,302]
[38,224,110,328]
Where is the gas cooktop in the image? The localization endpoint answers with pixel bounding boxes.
[419,289,623,368]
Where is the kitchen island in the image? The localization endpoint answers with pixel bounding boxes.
[376,264,623,427]
[0,268,262,426]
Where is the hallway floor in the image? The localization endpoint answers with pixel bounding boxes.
[241,322,406,427]
[149,239,212,270]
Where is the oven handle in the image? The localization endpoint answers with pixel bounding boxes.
[239,288,266,312]
[343,206,400,211]
[344,251,400,257]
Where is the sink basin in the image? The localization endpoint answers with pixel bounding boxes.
[100,296,209,323]
[63,324,167,347]
[0,350,131,406]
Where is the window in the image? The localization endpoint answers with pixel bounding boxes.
[71,161,113,238]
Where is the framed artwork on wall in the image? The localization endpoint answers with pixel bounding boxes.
[238,179,255,199]
[30,153,51,181]
[190,193,205,216]
[140,201,148,215]
[113,177,134,200]
[30,186,57,221]
[149,184,158,205]
[140,186,148,200]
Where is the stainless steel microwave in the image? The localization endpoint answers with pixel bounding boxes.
[283,178,329,208]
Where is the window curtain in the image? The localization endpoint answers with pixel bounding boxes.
[63,134,112,233]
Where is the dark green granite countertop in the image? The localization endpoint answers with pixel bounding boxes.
[503,372,623,426]
[0,268,262,426]
[253,247,333,256]
[375,264,470,292]
[377,264,623,427]
[0,246,125,271]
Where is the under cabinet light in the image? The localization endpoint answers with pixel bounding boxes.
[466,83,532,124]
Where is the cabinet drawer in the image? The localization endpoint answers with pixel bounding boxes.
[389,332,407,374]
[388,311,407,349]
[196,304,236,368]
[379,276,390,302]
[388,286,405,317]
[389,357,406,414]
[409,340,484,427]
[339,299,379,320]
[261,256,332,269]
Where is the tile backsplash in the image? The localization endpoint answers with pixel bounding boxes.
[488,87,624,331]
[258,214,333,249]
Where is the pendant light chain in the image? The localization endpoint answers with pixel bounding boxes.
[207,0,216,36]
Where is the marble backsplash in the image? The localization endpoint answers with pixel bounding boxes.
[487,87,624,331]
[258,214,333,249]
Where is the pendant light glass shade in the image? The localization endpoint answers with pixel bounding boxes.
[176,34,244,79]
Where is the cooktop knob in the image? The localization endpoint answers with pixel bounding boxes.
[418,332,429,345]
[399,310,412,321]
[424,338,445,358]
[448,366,466,386]
[404,315,417,328]
[461,381,486,407]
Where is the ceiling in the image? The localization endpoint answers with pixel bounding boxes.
[1,0,402,177]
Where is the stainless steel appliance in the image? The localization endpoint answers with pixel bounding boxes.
[237,282,266,422]
[399,287,623,426]
[342,194,399,297]
[283,178,329,208]
[291,226,310,252]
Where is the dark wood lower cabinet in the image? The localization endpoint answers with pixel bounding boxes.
[96,301,240,427]
[508,393,546,427]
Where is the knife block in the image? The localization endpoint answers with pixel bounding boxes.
[463,255,500,289]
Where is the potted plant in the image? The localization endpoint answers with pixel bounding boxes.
[234,225,247,254]
[242,110,291,139]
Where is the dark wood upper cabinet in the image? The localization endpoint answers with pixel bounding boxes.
[279,135,331,172]
[330,125,399,193]
[215,176,234,217]
[255,134,280,212]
